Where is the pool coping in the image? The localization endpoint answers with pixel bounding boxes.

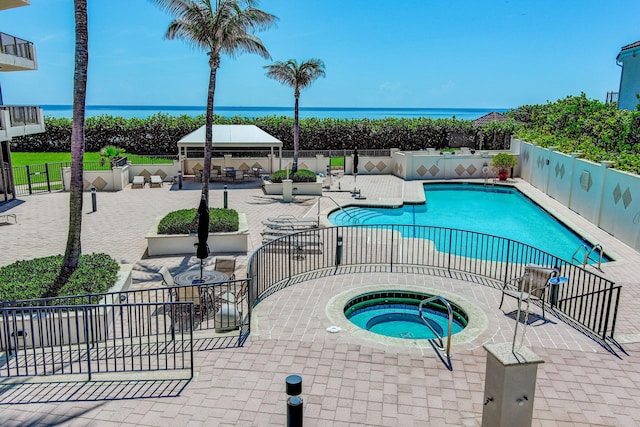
[325,284,488,350]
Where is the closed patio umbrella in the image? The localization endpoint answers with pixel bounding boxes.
[196,195,210,279]
[353,148,359,184]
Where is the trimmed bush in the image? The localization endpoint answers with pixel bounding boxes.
[11,113,517,154]
[0,253,119,303]
[157,208,239,235]
[269,169,318,183]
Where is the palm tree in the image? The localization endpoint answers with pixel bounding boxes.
[264,59,325,173]
[56,0,88,291]
[153,0,277,202]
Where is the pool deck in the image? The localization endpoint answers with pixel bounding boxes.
[1,175,640,426]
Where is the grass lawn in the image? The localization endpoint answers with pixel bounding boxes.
[11,152,174,167]
[330,156,345,167]
[10,152,174,187]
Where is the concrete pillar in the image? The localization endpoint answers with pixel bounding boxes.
[282,179,293,203]
[482,343,544,427]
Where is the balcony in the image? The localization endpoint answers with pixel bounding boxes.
[0,32,36,71]
[0,105,45,141]
[0,0,29,11]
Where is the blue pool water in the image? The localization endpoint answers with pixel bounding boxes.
[344,291,468,340]
[347,304,464,340]
[329,183,607,263]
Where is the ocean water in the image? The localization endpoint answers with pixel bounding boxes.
[41,105,510,120]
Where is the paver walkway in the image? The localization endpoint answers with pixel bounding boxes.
[1,175,640,426]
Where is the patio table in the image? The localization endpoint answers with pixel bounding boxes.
[174,268,228,286]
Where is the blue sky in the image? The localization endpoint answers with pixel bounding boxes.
[1,0,639,109]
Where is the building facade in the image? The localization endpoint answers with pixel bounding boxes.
[0,0,45,204]
[616,40,640,111]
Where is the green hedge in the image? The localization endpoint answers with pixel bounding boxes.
[269,169,317,183]
[0,253,119,303]
[11,113,517,154]
[157,208,239,235]
[508,94,640,175]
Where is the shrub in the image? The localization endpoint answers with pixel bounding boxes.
[269,169,318,183]
[157,208,239,235]
[0,253,119,303]
[491,152,518,170]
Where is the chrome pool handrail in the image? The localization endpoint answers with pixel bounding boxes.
[418,296,453,359]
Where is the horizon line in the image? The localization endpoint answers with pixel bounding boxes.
[41,104,512,111]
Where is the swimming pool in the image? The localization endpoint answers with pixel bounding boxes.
[329,183,608,263]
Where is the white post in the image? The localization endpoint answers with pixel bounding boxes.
[482,343,544,427]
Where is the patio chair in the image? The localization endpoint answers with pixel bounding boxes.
[214,256,237,280]
[132,175,145,188]
[193,168,203,183]
[150,175,163,188]
[159,266,206,317]
[210,169,220,182]
[159,266,176,288]
[499,265,559,319]
[213,281,247,331]
[234,170,244,181]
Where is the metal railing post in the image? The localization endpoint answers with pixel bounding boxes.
[45,163,51,192]
[26,164,32,195]
[84,306,92,381]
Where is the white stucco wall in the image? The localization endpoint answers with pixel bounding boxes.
[618,50,640,110]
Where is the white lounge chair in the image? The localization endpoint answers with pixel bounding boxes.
[132,176,145,188]
[262,216,319,230]
[150,175,163,188]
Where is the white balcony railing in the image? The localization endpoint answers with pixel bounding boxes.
[0,32,36,71]
[0,105,45,141]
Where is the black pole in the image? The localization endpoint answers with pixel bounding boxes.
[178,170,183,190]
[91,186,97,212]
[26,164,32,195]
[286,375,303,427]
[224,185,228,209]
[335,235,343,267]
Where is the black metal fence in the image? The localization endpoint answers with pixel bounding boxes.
[0,302,194,379]
[0,279,250,379]
[12,162,67,196]
[247,225,620,340]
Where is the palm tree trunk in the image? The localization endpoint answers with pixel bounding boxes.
[203,56,218,204]
[293,94,300,174]
[56,0,88,292]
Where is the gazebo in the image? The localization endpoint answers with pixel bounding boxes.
[177,124,283,174]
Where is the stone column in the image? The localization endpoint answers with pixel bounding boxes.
[482,343,544,427]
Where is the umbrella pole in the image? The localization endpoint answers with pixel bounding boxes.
[200,259,204,280]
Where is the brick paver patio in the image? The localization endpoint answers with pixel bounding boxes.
[1,174,640,426]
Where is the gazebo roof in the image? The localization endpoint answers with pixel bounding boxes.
[177,124,283,148]
[472,111,509,126]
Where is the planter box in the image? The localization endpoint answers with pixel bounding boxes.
[263,181,323,196]
[1,264,133,349]
[146,213,249,256]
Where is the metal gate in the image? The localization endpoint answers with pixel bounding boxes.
[12,161,68,196]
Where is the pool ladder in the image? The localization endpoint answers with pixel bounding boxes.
[571,243,604,271]
[317,195,355,223]
[418,296,453,361]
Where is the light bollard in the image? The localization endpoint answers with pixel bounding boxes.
[223,185,228,209]
[335,235,343,266]
[178,171,183,190]
[286,375,303,427]
[91,186,97,212]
